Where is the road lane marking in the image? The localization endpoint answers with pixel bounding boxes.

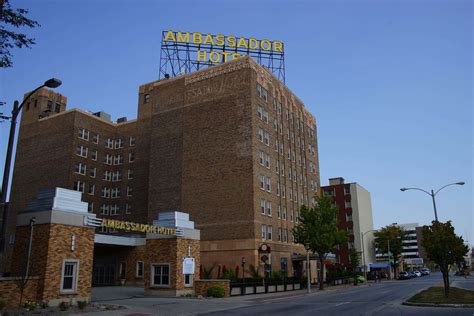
[334,302,350,306]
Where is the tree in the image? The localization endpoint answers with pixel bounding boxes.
[422,221,468,297]
[293,195,347,290]
[348,249,361,273]
[374,224,405,278]
[1,0,40,68]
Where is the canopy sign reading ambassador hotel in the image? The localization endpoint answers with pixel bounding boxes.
[159,30,286,82]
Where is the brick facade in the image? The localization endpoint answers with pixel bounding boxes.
[0,277,39,308]
[11,223,94,305]
[4,56,320,278]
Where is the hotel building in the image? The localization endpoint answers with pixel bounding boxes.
[2,56,320,279]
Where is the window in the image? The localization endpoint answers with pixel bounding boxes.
[104,154,113,165]
[75,163,86,175]
[88,202,94,213]
[55,103,61,113]
[267,225,273,240]
[113,155,124,165]
[345,200,352,208]
[73,181,84,192]
[100,204,109,215]
[130,136,136,146]
[115,139,124,149]
[278,227,282,241]
[344,187,351,195]
[110,204,119,215]
[257,105,263,120]
[111,188,121,198]
[283,229,288,242]
[61,260,78,293]
[92,133,99,144]
[258,128,263,142]
[89,167,96,178]
[346,213,353,222]
[184,274,193,287]
[125,203,132,214]
[265,153,270,168]
[283,207,287,220]
[276,182,280,196]
[266,177,271,192]
[260,199,265,214]
[78,128,89,141]
[266,201,272,216]
[261,224,266,240]
[128,169,134,179]
[47,100,53,111]
[259,151,264,166]
[260,175,265,190]
[136,261,144,278]
[264,131,270,146]
[151,264,170,287]
[91,150,98,161]
[127,186,133,197]
[101,187,110,198]
[88,184,95,195]
[103,170,112,181]
[76,146,88,158]
[106,138,114,149]
[144,94,150,104]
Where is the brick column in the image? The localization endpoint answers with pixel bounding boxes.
[10,188,95,306]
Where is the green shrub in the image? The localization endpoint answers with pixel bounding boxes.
[77,301,87,310]
[24,300,38,311]
[221,268,237,282]
[59,301,69,311]
[270,270,284,282]
[207,285,225,298]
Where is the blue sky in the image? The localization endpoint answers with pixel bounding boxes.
[1,0,472,242]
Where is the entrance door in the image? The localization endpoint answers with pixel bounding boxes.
[93,264,116,286]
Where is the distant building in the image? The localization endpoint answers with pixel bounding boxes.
[398,223,424,269]
[321,177,375,270]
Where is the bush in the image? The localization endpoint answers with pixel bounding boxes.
[207,285,225,298]
[59,301,69,311]
[24,300,38,311]
[77,301,87,310]
[0,299,5,310]
[221,268,237,282]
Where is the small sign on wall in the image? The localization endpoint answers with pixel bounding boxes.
[183,258,195,274]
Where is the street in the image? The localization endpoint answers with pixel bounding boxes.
[86,272,474,315]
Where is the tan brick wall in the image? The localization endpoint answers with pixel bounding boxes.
[11,223,94,303]
[0,277,39,308]
[194,280,230,297]
[144,238,200,295]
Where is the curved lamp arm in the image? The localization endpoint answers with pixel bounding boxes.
[400,187,432,196]
[434,182,465,196]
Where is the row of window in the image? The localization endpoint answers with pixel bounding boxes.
[260,174,311,205]
[99,203,132,215]
[78,128,136,148]
[74,163,134,181]
[261,224,295,243]
[260,201,300,223]
[73,181,133,198]
[76,146,135,164]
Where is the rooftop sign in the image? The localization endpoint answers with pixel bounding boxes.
[159,30,285,82]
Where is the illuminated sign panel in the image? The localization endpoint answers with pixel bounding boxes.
[101,218,177,236]
[159,30,285,82]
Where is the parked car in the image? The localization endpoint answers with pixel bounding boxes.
[408,271,417,278]
[420,268,430,276]
[398,271,410,280]
[413,270,422,277]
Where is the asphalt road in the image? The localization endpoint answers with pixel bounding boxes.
[203,273,474,316]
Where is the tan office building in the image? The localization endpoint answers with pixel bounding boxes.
[3,56,320,277]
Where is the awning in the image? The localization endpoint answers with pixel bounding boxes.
[370,263,390,269]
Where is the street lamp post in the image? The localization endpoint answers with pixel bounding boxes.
[361,229,377,282]
[400,182,464,222]
[305,242,311,294]
[241,256,246,295]
[0,78,62,251]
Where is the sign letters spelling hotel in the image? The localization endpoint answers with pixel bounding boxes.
[101,218,177,236]
[159,30,286,82]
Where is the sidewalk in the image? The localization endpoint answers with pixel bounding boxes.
[82,282,375,316]
[451,274,474,291]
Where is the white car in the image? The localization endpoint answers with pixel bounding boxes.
[413,270,422,277]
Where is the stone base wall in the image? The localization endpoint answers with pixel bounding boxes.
[194,279,230,297]
[0,277,39,308]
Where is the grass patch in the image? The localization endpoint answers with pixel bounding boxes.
[408,287,474,304]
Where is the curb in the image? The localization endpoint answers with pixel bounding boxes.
[402,301,474,308]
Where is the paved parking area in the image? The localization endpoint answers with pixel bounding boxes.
[91,286,145,302]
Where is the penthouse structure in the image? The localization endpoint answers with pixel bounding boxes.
[3,56,320,278]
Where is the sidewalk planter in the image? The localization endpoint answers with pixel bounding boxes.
[195,280,230,297]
